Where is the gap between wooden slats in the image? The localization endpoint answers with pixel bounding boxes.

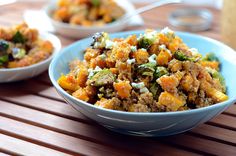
[0,101,200,156]
[0,134,70,156]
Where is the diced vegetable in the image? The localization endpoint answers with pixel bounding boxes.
[138,63,156,77]
[181,74,194,92]
[91,0,100,7]
[0,55,9,65]
[91,32,109,49]
[58,75,78,91]
[158,91,186,111]
[206,87,228,102]
[156,50,172,65]
[133,49,149,64]
[157,75,179,93]
[206,67,226,92]
[0,40,9,52]
[125,35,138,46]
[138,32,156,49]
[90,69,115,86]
[174,50,201,62]
[149,82,162,99]
[12,31,26,43]
[200,61,219,71]
[113,81,132,98]
[154,66,168,79]
[173,50,189,61]
[202,53,219,62]
[12,48,26,59]
[72,88,90,102]
[76,68,88,87]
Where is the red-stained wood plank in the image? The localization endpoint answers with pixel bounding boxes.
[0,117,139,156]
[0,134,70,156]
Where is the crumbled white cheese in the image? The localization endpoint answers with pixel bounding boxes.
[131,82,149,93]
[127,58,136,65]
[189,48,199,55]
[161,27,174,35]
[88,66,102,79]
[105,40,114,49]
[99,54,106,60]
[148,54,157,65]
[94,42,101,48]
[159,44,172,55]
[140,87,149,93]
[131,82,145,89]
[159,44,167,50]
[140,48,147,52]
[144,31,157,40]
[130,46,137,52]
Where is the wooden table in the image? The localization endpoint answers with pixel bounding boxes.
[1,1,236,156]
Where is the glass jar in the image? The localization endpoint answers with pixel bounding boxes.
[221,0,236,49]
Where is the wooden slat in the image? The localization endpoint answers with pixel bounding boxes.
[191,124,236,145]
[209,114,236,130]
[0,101,198,156]
[159,133,236,156]
[1,1,234,155]
[0,134,70,156]
[0,89,89,122]
[0,116,139,156]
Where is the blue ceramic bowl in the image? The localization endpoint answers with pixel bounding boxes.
[49,30,236,137]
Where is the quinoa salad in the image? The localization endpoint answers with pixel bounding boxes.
[52,0,125,26]
[58,27,228,112]
[0,23,54,68]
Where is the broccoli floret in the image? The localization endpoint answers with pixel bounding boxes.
[173,50,189,61]
[0,55,9,66]
[12,31,26,44]
[90,69,115,87]
[137,63,156,77]
[0,40,9,52]
[154,66,169,79]
[138,32,156,49]
[174,50,200,62]
[91,0,100,7]
[202,53,219,62]
[91,32,109,49]
[149,82,162,99]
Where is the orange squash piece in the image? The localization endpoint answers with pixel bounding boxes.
[113,81,132,99]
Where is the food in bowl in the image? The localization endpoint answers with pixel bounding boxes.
[58,27,228,112]
[0,23,54,68]
[52,0,125,26]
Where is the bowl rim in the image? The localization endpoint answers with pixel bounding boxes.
[42,0,131,30]
[0,31,61,72]
[49,29,236,116]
